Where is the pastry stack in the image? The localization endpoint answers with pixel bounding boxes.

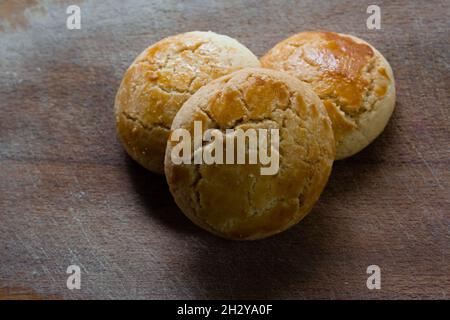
[115,31,395,240]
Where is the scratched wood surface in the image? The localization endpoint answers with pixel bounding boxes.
[0,0,449,300]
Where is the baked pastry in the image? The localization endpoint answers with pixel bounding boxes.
[164,68,335,240]
[261,31,395,159]
[115,31,260,173]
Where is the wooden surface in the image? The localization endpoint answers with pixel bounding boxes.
[0,0,449,300]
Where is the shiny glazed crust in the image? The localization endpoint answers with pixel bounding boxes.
[164,68,335,240]
[261,31,396,159]
[115,31,260,173]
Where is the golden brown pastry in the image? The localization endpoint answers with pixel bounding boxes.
[164,68,335,240]
[261,31,396,159]
[115,31,260,173]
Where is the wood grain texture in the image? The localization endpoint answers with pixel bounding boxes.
[0,0,449,299]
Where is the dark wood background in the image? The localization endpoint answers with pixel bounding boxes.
[0,0,449,299]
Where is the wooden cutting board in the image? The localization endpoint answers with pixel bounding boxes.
[0,0,448,299]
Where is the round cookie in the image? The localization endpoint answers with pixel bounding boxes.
[261,31,396,159]
[115,31,260,173]
[164,68,335,240]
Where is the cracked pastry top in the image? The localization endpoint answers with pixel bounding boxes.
[115,31,260,173]
[164,68,335,240]
[261,31,396,159]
